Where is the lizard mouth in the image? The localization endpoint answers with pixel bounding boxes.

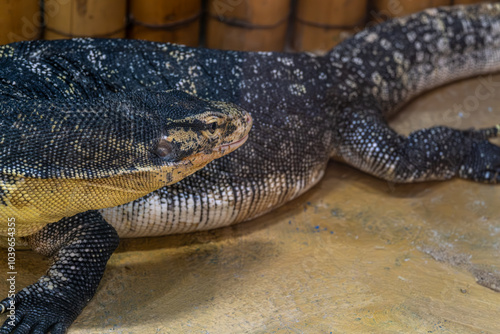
[213,112,252,154]
[213,134,249,154]
[180,133,249,166]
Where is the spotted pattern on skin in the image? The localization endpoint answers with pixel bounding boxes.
[327,4,500,182]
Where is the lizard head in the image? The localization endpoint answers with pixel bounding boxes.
[69,88,253,191]
[0,89,252,235]
[141,90,253,185]
[150,91,251,172]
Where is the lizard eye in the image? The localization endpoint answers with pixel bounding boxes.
[207,121,218,134]
[202,116,223,138]
[202,120,220,138]
[156,138,173,158]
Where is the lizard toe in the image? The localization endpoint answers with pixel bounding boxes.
[32,320,68,334]
[0,308,24,333]
[0,282,77,334]
[7,317,37,334]
[459,138,500,184]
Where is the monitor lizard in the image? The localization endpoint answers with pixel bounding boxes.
[1,3,500,333]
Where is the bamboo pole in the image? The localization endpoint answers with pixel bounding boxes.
[0,0,41,45]
[371,0,488,19]
[205,0,291,51]
[129,0,201,46]
[293,0,367,52]
[44,0,127,39]
[453,0,492,4]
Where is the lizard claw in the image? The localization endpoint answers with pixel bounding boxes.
[459,127,500,183]
[0,281,75,334]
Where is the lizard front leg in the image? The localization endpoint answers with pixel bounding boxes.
[0,211,119,334]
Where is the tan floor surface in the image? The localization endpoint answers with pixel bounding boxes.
[2,75,500,333]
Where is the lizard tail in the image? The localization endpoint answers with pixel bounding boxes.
[329,3,500,117]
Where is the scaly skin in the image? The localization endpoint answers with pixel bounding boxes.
[103,4,500,236]
[0,90,251,237]
[1,3,500,333]
[0,91,251,331]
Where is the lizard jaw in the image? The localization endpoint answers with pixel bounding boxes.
[213,134,249,155]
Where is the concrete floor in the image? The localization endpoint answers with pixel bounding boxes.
[2,75,500,333]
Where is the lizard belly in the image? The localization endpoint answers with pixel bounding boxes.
[101,162,327,238]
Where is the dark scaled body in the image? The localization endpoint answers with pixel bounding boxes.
[1,4,500,333]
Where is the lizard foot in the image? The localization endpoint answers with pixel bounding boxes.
[0,279,78,334]
[458,126,500,183]
[0,211,119,334]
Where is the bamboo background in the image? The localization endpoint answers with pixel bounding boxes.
[0,0,496,51]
